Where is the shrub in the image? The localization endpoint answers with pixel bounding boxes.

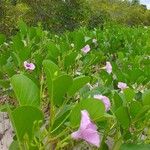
[0,1,31,36]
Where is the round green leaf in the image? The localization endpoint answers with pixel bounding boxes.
[115,106,130,129]
[113,92,123,109]
[53,74,73,106]
[43,59,60,79]
[10,106,44,141]
[64,52,78,69]
[130,101,142,119]
[124,88,135,102]
[11,74,40,107]
[68,76,90,96]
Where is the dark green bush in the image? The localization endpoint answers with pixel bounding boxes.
[20,0,90,33]
[1,0,150,36]
[0,1,31,36]
[87,10,110,29]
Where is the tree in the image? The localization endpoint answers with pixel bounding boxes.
[19,0,90,32]
[131,0,140,5]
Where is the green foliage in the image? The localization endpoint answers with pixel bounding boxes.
[43,60,73,106]
[124,88,135,102]
[54,0,90,32]
[1,0,150,36]
[68,76,90,96]
[9,106,44,146]
[10,74,40,107]
[89,0,150,27]
[0,23,150,149]
[52,74,73,106]
[115,106,130,129]
[131,0,140,5]
[70,99,105,127]
[9,0,90,33]
[0,1,31,36]
[120,144,150,150]
[142,90,150,106]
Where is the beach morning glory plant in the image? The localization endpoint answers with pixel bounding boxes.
[71,110,100,147]
[94,94,111,111]
[105,61,112,74]
[118,82,127,91]
[81,45,91,54]
[24,61,35,70]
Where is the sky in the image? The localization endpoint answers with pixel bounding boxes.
[140,0,150,9]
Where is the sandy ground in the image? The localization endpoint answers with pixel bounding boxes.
[0,112,13,150]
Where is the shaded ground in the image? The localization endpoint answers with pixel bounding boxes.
[0,112,13,150]
[0,95,15,150]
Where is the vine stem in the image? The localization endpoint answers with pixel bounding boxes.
[50,113,71,134]
[40,69,44,101]
[55,135,71,150]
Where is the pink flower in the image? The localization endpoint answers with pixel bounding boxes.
[71,110,100,147]
[94,94,111,111]
[81,45,91,54]
[118,82,127,91]
[24,61,35,70]
[105,61,112,74]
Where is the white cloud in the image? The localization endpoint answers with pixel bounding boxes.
[140,0,150,4]
[140,0,150,9]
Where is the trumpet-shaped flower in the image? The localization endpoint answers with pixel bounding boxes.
[81,45,91,54]
[24,61,35,70]
[118,82,127,91]
[71,110,100,147]
[105,61,112,74]
[94,94,111,111]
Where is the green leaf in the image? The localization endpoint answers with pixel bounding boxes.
[47,42,60,59]
[72,31,84,49]
[0,34,6,45]
[10,106,44,141]
[84,36,91,42]
[0,79,10,88]
[11,35,31,62]
[9,141,19,150]
[43,59,60,79]
[64,52,78,69]
[68,76,90,96]
[120,144,150,150]
[70,99,105,127]
[10,74,40,107]
[51,105,71,134]
[3,62,16,77]
[115,106,130,129]
[43,60,60,99]
[113,92,123,109]
[124,88,135,102]
[142,90,150,106]
[43,60,72,106]
[133,105,150,122]
[128,68,143,83]
[18,20,28,35]
[53,74,73,106]
[130,101,142,119]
